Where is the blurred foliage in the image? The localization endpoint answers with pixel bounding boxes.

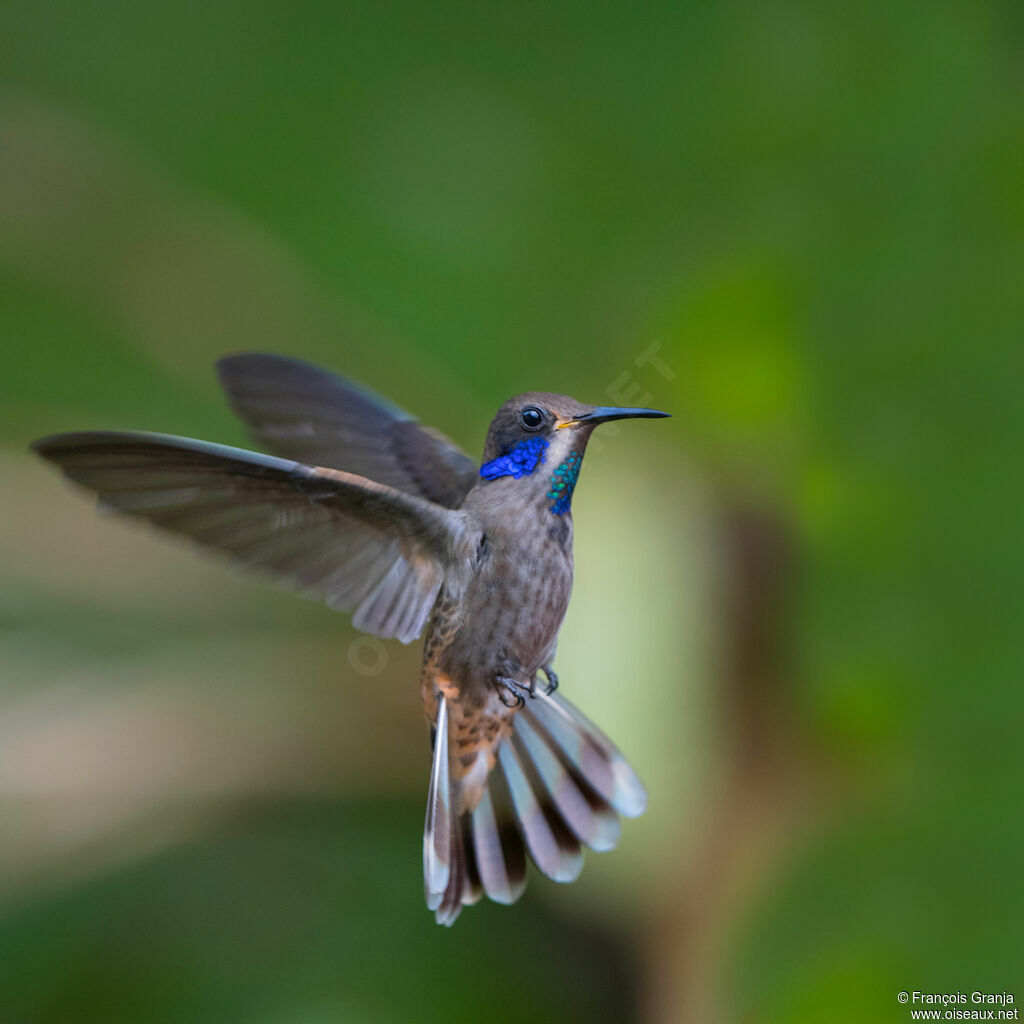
[1,1,1021,1022]
[0,801,635,1024]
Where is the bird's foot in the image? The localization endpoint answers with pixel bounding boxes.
[539,664,559,695]
[495,676,534,709]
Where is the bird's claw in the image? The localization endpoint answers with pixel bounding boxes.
[539,664,559,695]
[495,676,534,709]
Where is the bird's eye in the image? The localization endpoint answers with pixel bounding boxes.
[520,406,544,430]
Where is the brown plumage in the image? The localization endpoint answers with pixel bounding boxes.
[32,354,668,925]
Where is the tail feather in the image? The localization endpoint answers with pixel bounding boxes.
[512,711,621,852]
[433,830,471,926]
[499,739,584,883]
[469,780,527,905]
[423,698,452,911]
[527,690,648,818]
[422,689,646,925]
[425,697,480,926]
[460,825,484,907]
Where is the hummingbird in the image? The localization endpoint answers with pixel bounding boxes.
[33,353,669,925]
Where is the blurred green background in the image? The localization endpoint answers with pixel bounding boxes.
[1,2,1021,1022]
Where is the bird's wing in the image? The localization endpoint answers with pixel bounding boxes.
[33,431,473,643]
[216,353,479,509]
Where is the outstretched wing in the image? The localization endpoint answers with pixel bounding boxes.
[216,353,479,509]
[33,431,473,643]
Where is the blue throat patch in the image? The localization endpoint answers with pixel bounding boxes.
[479,437,549,481]
[547,453,582,515]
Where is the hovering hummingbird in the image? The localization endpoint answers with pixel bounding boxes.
[33,354,669,925]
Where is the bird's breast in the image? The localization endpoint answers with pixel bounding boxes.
[422,508,574,696]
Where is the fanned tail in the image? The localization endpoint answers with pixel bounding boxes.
[422,690,646,925]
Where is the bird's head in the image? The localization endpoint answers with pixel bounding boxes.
[479,393,669,514]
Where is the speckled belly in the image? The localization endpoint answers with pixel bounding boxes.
[417,520,573,808]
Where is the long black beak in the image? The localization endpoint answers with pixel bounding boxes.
[564,406,670,427]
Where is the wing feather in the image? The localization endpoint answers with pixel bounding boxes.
[33,430,470,643]
[217,353,478,508]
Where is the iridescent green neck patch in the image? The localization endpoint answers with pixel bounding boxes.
[547,453,582,515]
